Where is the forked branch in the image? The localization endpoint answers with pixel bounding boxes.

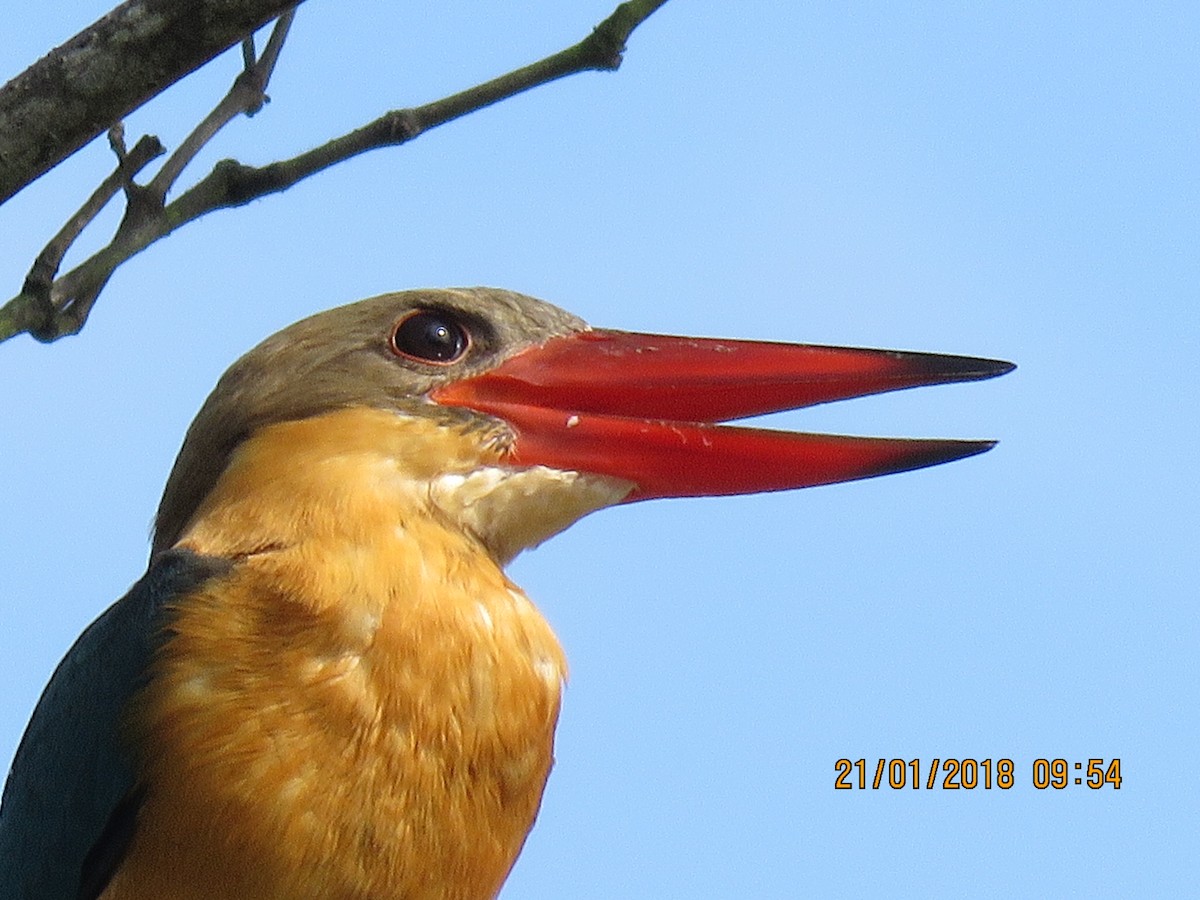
[0,0,669,345]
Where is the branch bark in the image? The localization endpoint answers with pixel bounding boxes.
[0,0,670,345]
[0,0,304,206]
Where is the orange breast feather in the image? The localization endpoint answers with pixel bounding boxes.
[103,411,567,900]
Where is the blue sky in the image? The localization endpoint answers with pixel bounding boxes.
[1,2,1196,896]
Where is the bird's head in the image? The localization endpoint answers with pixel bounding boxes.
[154,287,1012,563]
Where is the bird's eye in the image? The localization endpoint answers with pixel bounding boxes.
[390,310,470,364]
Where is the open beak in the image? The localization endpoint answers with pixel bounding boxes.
[431,330,1014,502]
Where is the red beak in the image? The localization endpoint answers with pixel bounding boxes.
[432,330,1013,501]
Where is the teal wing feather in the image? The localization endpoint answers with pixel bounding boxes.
[0,550,230,900]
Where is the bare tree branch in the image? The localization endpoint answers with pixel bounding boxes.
[2,12,297,343]
[145,11,295,203]
[0,0,304,207]
[22,133,164,307]
[0,0,670,345]
[173,0,669,215]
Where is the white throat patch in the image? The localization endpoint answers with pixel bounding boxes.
[429,466,634,565]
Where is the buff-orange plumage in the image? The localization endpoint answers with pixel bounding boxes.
[0,288,1010,898]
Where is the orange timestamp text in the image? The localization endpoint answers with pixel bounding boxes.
[833,757,1122,790]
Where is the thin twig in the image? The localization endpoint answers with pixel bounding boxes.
[172,0,670,218]
[2,10,298,343]
[0,0,669,345]
[18,134,165,340]
[0,0,305,206]
[147,11,294,202]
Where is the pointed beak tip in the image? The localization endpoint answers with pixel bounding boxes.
[853,436,999,485]
[964,438,1000,459]
[981,359,1017,380]
[945,437,1001,462]
[923,354,1015,384]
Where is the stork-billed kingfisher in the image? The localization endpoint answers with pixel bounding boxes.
[0,288,1011,899]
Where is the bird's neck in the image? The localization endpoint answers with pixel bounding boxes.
[112,409,569,899]
[176,407,489,557]
[175,406,630,564]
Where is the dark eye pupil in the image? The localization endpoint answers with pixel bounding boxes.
[392,311,468,363]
